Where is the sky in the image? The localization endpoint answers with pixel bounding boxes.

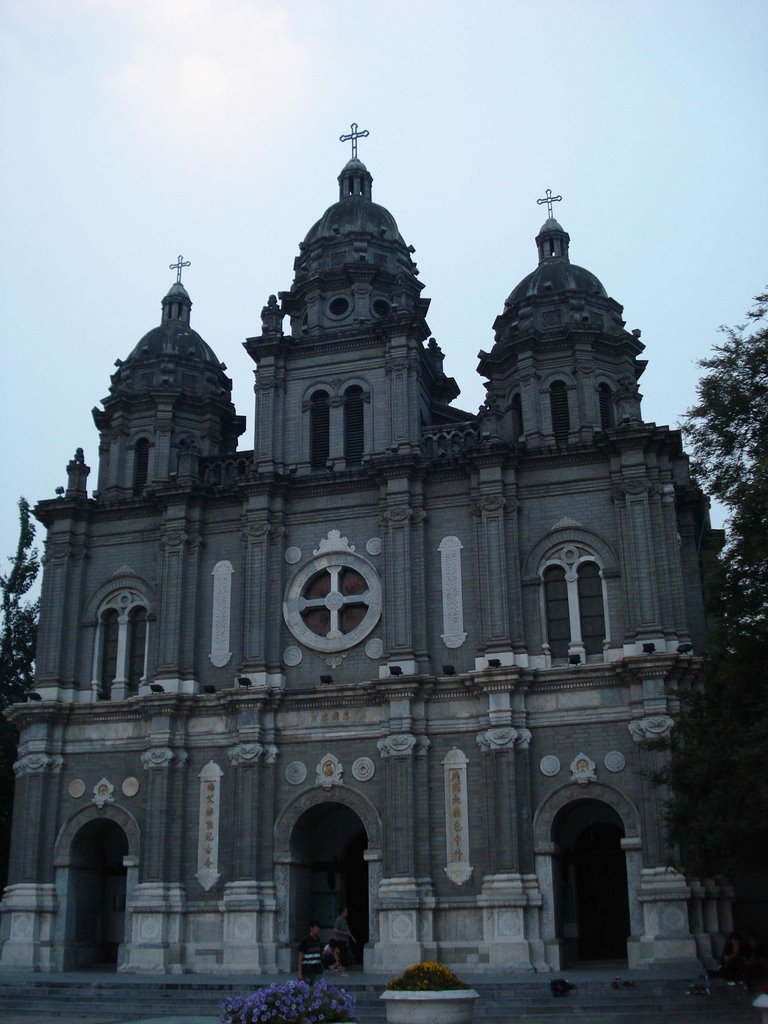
[1,0,767,570]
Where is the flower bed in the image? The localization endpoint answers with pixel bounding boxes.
[381,962,479,1024]
[222,978,356,1024]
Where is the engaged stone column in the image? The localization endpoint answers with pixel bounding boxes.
[377,733,417,877]
[242,521,272,669]
[9,753,63,884]
[613,479,662,641]
[628,714,675,868]
[477,728,518,874]
[140,747,180,882]
[472,494,512,650]
[228,742,263,880]
[381,506,415,660]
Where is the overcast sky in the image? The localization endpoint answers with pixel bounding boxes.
[2,0,766,569]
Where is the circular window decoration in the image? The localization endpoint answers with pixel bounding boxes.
[327,295,351,318]
[283,542,382,655]
[371,297,391,318]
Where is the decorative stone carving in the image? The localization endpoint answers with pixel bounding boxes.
[121,777,140,797]
[628,715,675,742]
[476,727,516,751]
[92,777,114,807]
[377,733,416,758]
[415,736,431,758]
[351,757,375,782]
[604,751,626,773]
[570,753,597,785]
[13,753,63,776]
[141,747,174,770]
[284,546,302,564]
[68,779,86,798]
[438,536,467,649]
[442,748,472,885]
[365,537,382,556]
[196,761,223,891]
[472,494,506,514]
[228,743,263,765]
[316,753,343,789]
[540,755,561,777]
[516,728,532,749]
[551,516,583,531]
[382,506,412,524]
[283,645,302,666]
[365,637,383,659]
[263,744,279,765]
[209,560,233,668]
[314,529,354,555]
[285,761,307,786]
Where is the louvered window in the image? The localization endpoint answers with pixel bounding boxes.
[598,383,614,430]
[100,609,119,686]
[511,393,524,440]
[128,606,148,690]
[344,385,364,465]
[310,391,330,468]
[133,438,150,493]
[577,562,606,655]
[550,381,570,445]
[544,565,570,660]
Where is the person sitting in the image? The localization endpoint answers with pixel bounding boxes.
[322,938,346,975]
[717,933,746,986]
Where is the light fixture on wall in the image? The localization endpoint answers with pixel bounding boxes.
[320,674,334,685]
[149,683,165,694]
[442,665,456,676]
[487,658,501,668]
[568,654,581,665]
[676,643,693,654]
[203,684,216,694]
[388,665,403,677]
[642,643,657,654]
[238,677,252,688]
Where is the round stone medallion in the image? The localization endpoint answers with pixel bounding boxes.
[122,777,140,797]
[284,546,302,565]
[285,761,307,786]
[283,645,303,667]
[604,751,626,773]
[352,757,375,782]
[365,537,382,556]
[540,755,561,777]
[68,779,86,799]
[365,637,383,660]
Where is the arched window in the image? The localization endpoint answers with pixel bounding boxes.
[550,381,570,445]
[133,438,150,494]
[577,561,607,654]
[310,391,330,468]
[544,566,570,660]
[540,548,608,662]
[343,385,364,465]
[598,383,614,430]
[127,606,148,690]
[100,609,119,687]
[510,393,524,441]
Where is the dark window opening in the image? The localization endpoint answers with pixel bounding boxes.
[101,609,119,686]
[550,381,570,445]
[344,385,364,464]
[511,393,524,440]
[577,562,606,655]
[598,383,614,430]
[133,438,150,494]
[329,296,351,317]
[544,565,570,660]
[310,391,330,468]
[127,607,147,690]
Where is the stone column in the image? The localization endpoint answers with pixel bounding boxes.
[381,505,415,664]
[613,478,662,645]
[472,493,512,651]
[241,520,272,674]
[155,526,188,689]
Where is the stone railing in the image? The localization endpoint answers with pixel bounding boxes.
[421,421,480,459]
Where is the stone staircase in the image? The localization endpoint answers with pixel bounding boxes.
[0,974,761,1023]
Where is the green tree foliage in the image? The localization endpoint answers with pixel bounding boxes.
[0,497,40,889]
[662,291,768,877]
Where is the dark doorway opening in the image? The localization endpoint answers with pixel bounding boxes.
[290,803,369,961]
[552,799,630,962]
[67,818,128,969]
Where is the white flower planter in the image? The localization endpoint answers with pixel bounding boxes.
[380,988,480,1024]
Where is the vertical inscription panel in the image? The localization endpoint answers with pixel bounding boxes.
[209,560,233,667]
[442,748,473,885]
[196,760,223,891]
[439,536,467,649]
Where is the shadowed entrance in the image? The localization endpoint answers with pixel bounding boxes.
[66,818,128,968]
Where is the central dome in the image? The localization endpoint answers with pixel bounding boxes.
[504,217,607,310]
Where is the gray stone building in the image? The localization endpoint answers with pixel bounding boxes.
[1,156,731,976]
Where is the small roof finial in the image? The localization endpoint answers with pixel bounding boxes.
[169,254,191,284]
[536,188,563,220]
[339,122,370,160]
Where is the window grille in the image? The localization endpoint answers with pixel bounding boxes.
[344,385,364,464]
[128,607,147,690]
[598,383,614,430]
[133,438,150,493]
[310,391,330,467]
[511,393,524,440]
[101,609,119,686]
[577,562,606,655]
[544,565,570,660]
[550,381,570,444]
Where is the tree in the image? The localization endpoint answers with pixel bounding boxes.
[0,497,40,890]
[660,291,768,878]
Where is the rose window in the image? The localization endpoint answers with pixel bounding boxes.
[284,539,382,655]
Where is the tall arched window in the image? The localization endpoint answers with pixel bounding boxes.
[544,566,570,660]
[598,383,614,430]
[133,438,150,494]
[577,561,606,654]
[550,381,570,445]
[510,393,524,441]
[310,391,330,468]
[100,609,119,687]
[343,385,364,465]
[127,606,148,690]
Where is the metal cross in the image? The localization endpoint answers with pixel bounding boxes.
[339,122,369,160]
[169,254,191,284]
[536,189,563,219]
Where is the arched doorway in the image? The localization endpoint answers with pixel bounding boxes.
[290,803,368,961]
[67,818,128,968]
[552,799,630,962]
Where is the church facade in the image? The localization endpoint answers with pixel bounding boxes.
[1,154,731,975]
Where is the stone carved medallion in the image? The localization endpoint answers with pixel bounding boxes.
[285,761,307,786]
[604,751,626,773]
[570,753,597,785]
[285,546,302,565]
[68,779,86,799]
[628,715,675,742]
[283,645,303,666]
[122,777,140,797]
[92,777,114,808]
[540,755,561,777]
[365,537,382,556]
[351,757,375,782]
[316,753,343,789]
[365,637,383,660]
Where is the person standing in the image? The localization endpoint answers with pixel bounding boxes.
[297,920,323,985]
[333,906,355,969]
